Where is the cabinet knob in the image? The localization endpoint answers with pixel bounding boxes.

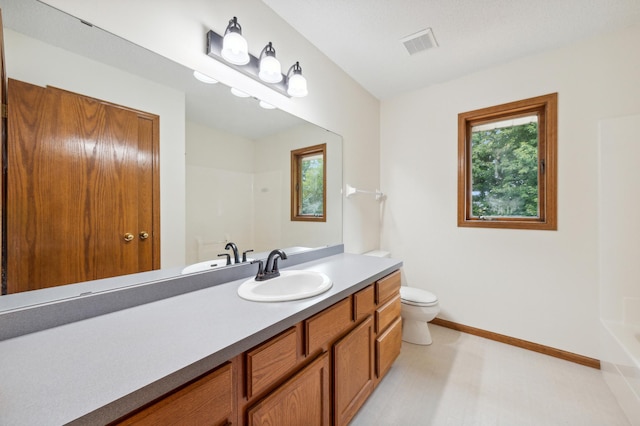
[123,233,134,242]
[139,231,149,240]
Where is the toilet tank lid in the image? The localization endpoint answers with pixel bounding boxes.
[400,287,438,304]
[363,250,390,258]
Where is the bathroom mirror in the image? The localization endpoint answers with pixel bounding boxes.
[0,0,342,302]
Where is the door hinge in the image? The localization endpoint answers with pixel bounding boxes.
[1,103,7,119]
[540,159,546,175]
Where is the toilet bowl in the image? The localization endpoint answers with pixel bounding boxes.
[399,287,439,345]
[363,250,440,345]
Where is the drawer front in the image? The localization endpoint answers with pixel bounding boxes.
[353,285,375,321]
[305,298,353,355]
[375,294,401,334]
[375,271,401,305]
[246,327,299,399]
[118,362,233,425]
[246,352,330,426]
[376,317,402,379]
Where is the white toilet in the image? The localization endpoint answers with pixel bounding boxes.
[399,286,439,345]
[364,250,440,345]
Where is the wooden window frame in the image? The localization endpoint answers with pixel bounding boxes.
[291,143,327,222]
[457,93,557,230]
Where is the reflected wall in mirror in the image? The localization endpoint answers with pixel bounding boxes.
[0,0,342,298]
[186,121,341,264]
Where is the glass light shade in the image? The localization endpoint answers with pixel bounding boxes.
[221,32,250,65]
[193,70,218,84]
[259,100,276,109]
[259,55,282,83]
[287,73,308,97]
[230,87,250,98]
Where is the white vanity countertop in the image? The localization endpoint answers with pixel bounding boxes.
[0,252,401,426]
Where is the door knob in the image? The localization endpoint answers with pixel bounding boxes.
[139,231,149,240]
[123,233,134,242]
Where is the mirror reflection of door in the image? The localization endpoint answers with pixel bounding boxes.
[4,79,160,294]
[0,10,6,295]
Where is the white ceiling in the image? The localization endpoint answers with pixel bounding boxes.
[262,0,640,99]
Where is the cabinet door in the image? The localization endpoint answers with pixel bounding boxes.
[117,363,234,426]
[376,317,402,379]
[246,353,330,426]
[333,316,374,426]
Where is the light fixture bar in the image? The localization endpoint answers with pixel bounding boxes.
[207,30,289,97]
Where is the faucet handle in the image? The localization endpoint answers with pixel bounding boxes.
[217,253,231,266]
[271,258,281,277]
[242,249,254,263]
[252,260,265,281]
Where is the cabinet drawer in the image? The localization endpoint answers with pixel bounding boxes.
[117,362,233,425]
[375,271,401,305]
[376,317,402,379]
[375,294,401,334]
[353,285,375,321]
[246,327,299,399]
[305,298,353,355]
[246,352,330,426]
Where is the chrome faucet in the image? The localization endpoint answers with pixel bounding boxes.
[224,242,240,264]
[254,249,288,281]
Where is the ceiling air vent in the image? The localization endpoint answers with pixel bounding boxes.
[401,28,438,55]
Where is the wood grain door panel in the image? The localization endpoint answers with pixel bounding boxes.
[6,80,159,292]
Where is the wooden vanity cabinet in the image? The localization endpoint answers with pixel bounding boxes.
[116,270,402,426]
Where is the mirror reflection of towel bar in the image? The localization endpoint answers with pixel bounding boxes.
[344,184,384,201]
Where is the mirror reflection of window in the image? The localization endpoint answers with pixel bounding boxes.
[291,144,326,222]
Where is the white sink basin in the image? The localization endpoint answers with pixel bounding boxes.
[181,258,253,274]
[238,270,333,302]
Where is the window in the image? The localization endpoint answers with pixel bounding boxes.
[458,93,557,230]
[291,143,326,222]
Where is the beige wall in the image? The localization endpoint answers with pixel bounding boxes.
[380,24,640,358]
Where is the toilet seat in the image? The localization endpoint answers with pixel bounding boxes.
[400,287,438,307]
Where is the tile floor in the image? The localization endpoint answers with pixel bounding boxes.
[351,324,631,426]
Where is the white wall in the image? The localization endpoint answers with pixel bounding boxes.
[42,0,381,255]
[185,121,343,262]
[380,24,640,358]
[185,122,255,263]
[5,29,187,269]
[254,123,343,251]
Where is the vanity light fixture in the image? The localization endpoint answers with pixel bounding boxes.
[258,42,282,83]
[193,70,218,84]
[286,61,308,98]
[206,18,308,98]
[221,17,250,65]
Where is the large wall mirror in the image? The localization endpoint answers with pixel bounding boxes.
[0,0,342,304]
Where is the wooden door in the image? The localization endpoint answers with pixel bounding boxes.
[5,79,159,293]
